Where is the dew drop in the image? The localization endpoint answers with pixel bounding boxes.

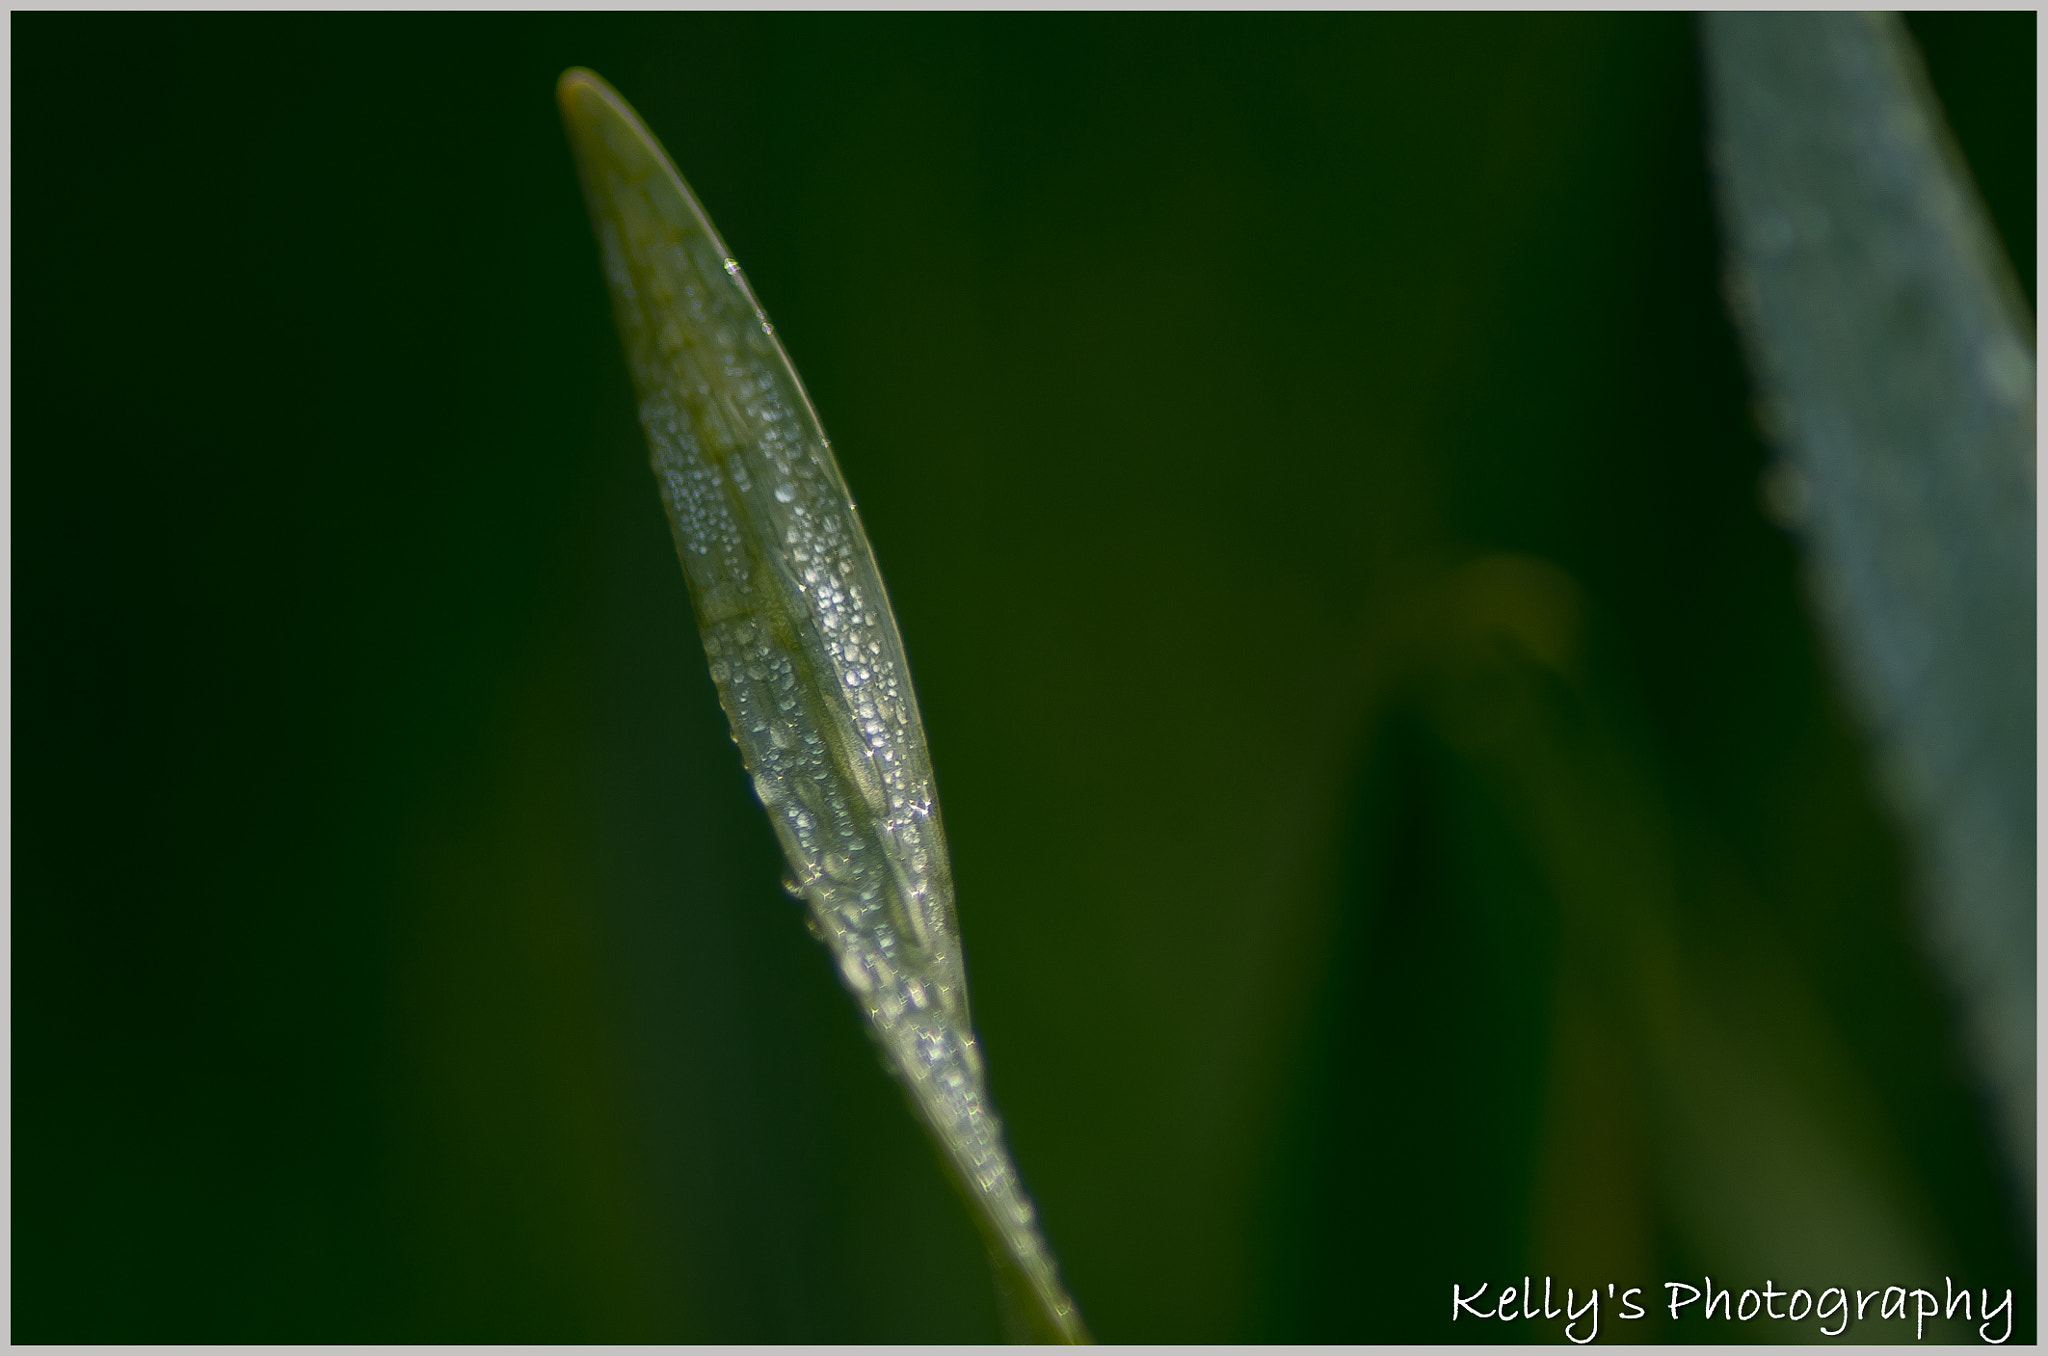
[839,950,873,995]
[774,482,795,503]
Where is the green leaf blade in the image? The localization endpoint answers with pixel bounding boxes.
[1702,15,2035,1200]
[558,68,1086,1343]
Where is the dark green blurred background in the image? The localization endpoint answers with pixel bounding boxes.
[14,13,2034,1342]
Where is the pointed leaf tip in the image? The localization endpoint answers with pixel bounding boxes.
[557,68,1090,1344]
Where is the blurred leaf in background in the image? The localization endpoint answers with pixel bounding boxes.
[12,12,2033,1342]
[1705,10,2036,1207]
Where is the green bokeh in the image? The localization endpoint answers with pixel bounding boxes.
[14,14,2032,1341]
